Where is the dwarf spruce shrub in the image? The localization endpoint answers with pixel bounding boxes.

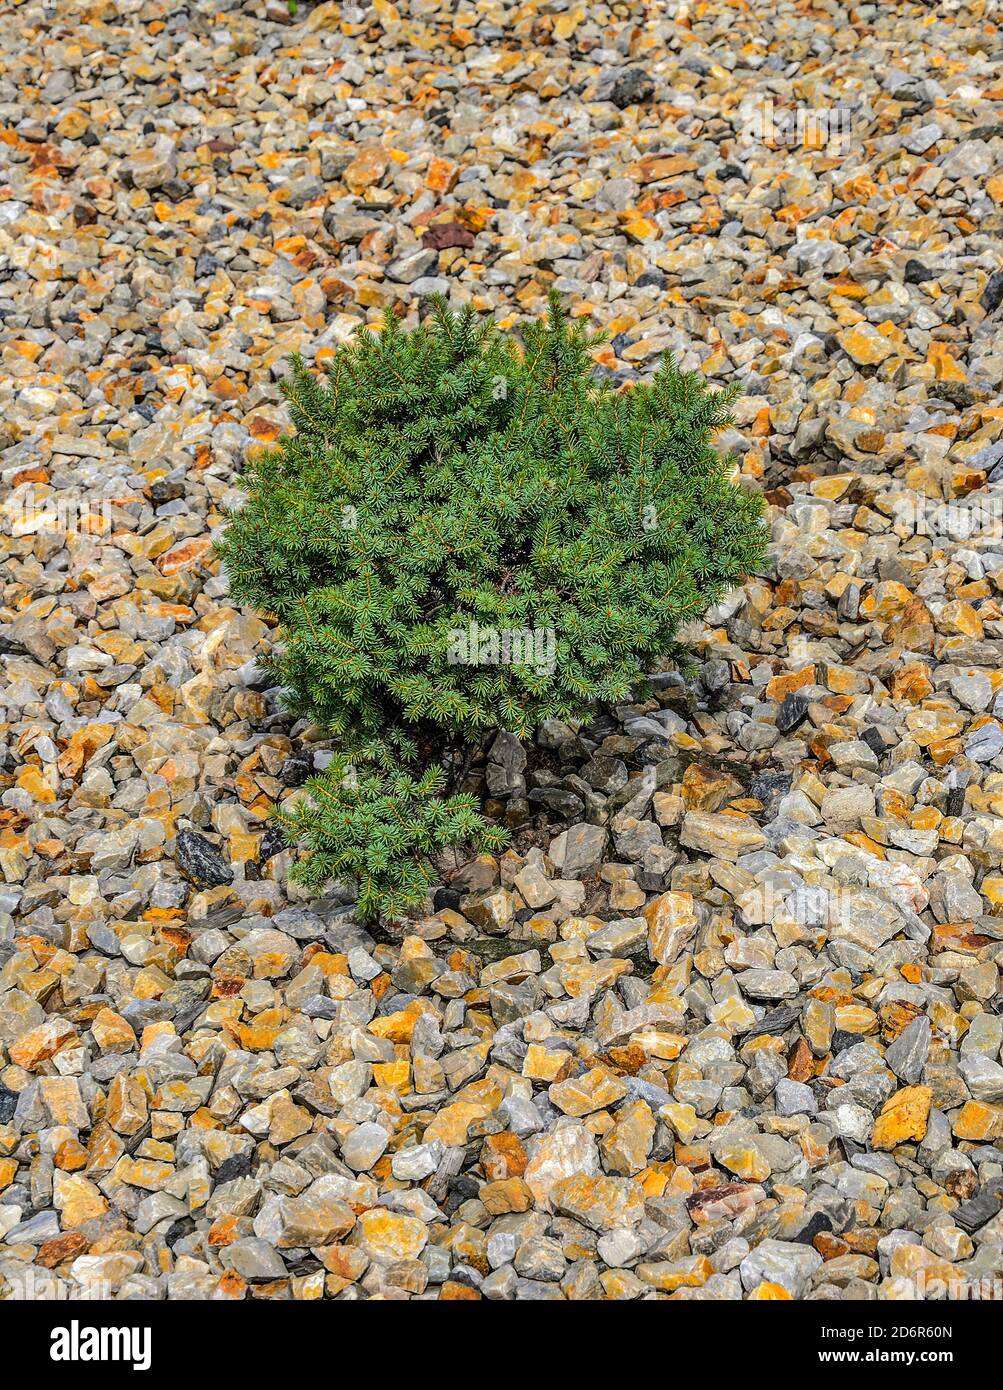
[275,756,508,924]
[219,296,766,919]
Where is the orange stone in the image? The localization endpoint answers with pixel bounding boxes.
[766,664,816,701]
[342,147,388,195]
[885,598,934,651]
[481,1131,528,1181]
[439,1280,480,1300]
[36,1232,88,1268]
[787,1037,814,1083]
[9,1017,77,1069]
[680,762,745,812]
[426,157,458,193]
[158,537,212,575]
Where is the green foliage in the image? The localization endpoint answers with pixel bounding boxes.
[218,295,767,919]
[277,757,507,923]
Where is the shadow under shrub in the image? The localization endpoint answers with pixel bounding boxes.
[218,295,766,920]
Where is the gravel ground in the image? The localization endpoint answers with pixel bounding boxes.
[2,0,1003,1301]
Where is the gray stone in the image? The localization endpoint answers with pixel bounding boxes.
[885,1015,931,1084]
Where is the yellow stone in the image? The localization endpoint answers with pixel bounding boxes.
[938,600,983,638]
[660,1103,704,1144]
[981,875,1003,907]
[424,1101,488,1147]
[268,1095,313,1146]
[953,1099,1003,1141]
[113,1156,175,1190]
[549,1067,627,1117]
[356,1209,428,1262]
[837,323,894,366]
[637,1255,711,1291]
[622,217,657,242]
[631,1028,687,1060]
[372,1058,409,1091]
[53,1172,109,1228]
[888,1243,958,1285]
[39,1077,88,1128]
[928,341,967,383]
[479,1177,534,1215]
[571,175,602,200]
[369,1000,437,1043]
[715,1139,771,1181]
[811,475,854,501]
[644,891,699,966]
[708,995,758,1033]
[372,0,400,30]
[57,109,90,139]
[423,1081,501,1146]
[872,1085,932,1149]
[16,764,56,803]
[549,1173,645,1230]
[106,1074,149,1136]
[91,1007,137,1054]
[522,1044,572,1082]
[602,1269,643,1299]
[342,147,388,195]
[834,1005,878,1035]
[553,7,582,37]
[861,581,913,619]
